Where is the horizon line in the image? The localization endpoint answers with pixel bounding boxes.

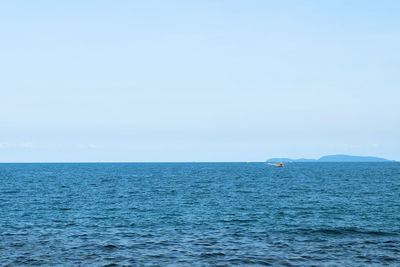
[0,161,398,164]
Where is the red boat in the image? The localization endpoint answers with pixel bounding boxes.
[265,162,284,167]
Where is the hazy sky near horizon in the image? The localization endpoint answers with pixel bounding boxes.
[1,0,399,162]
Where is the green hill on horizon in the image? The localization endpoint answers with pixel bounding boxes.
[266,154,394,162]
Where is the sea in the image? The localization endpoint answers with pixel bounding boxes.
[1,162,400,266]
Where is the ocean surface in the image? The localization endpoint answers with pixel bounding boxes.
[1,162,400,266]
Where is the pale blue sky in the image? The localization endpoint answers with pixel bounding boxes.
[1,0,399,162]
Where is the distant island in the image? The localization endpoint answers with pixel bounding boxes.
[266,154,395,162]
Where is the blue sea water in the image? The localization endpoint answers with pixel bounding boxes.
[1,162,400,266]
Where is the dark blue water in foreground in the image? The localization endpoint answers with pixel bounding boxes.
[1,163,400,266]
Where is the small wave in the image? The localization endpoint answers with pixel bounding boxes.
[102,244,118,250]
[227,258,272,265]
[11,242,25,247]
[378,255,398,262]
[199,252,225,258]
[148,254,166,258]
[296,227,395,236]
[219,218,258,223]
[2,190,20,194]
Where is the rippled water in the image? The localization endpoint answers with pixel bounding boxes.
[1,162,400,266]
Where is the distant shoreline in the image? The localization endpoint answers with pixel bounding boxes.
[266,154,396,163]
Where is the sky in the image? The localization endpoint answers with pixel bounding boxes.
[0,0,399,162]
